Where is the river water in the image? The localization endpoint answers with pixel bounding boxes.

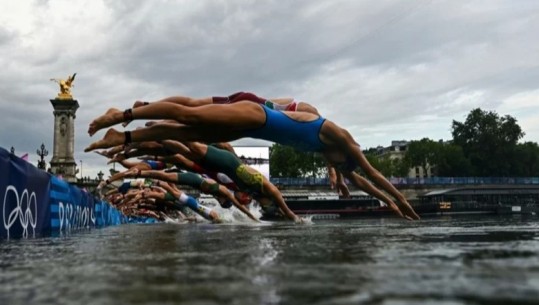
[1,215,538,305]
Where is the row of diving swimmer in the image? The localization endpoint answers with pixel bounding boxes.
[88,92,420,223]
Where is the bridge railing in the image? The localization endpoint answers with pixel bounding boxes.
[271,177,332,186]
[270,177,539,186]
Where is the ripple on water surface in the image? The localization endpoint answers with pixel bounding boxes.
[0,215,538,305]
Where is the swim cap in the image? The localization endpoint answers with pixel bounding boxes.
[219,200,233,209]
[235,191,252,205]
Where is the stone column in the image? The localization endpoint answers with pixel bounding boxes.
[49,98,79,183]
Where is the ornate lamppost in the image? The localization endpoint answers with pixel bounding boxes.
[97,170,104,181]
[36,143,49,170]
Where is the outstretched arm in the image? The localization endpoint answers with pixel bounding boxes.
[107,166,143,184]
[328,165,337,190]
[345,146,419,220]
[262,180,301,223]
[124,169,177,183]
[156,181,182,198]
[110,146,171,164]
[341,171,404,219]
[218,184,259,222]
[95,144,124,158]
[161,140,195,159]
[335,171,351,198]
[212,142,236,156]
[138,189,166,201]
[322,123,418,220]
[108,155,139,169]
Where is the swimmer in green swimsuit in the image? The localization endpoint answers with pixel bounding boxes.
[156,140,302,223]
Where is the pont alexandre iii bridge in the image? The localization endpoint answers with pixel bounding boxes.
[271,177,539,200]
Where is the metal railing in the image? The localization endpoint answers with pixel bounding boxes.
[270,177,539,186]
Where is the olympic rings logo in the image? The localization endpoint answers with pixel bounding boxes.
[2,185,37,238]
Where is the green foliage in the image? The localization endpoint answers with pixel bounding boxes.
[512,142,539,176]
[394,158,410,177]
[402,138,473,177]
[269,144,327,178]
[432,143,473,176]
[364,150,407,177]
[402,138,438,176]
[452,108,524,176]
[398,108,537,177]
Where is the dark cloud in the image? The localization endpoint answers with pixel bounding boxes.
[1,0,538,178]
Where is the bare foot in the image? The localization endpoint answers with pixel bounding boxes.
[133,100,148,109]
[107,153,126,164]
[108,145,126,156]
[145,121,159,127]
[88,108,124,136]
[94,150,112,158]
[122,101,148,127]
[123,143,140,155]
[123,167,141,178]
[84,128,125,152]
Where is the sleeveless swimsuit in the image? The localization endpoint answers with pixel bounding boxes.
[199,146,264,194]
[243,105,326,152]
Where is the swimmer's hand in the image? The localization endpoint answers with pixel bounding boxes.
[297,216,314,225]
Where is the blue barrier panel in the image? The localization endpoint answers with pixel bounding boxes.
[0,147,51,238]
[95,200,127,227]
[50,178,130,233]
[49,177,97,233]
[0,146,129,239]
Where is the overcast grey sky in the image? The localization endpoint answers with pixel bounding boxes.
[1,0,538,179]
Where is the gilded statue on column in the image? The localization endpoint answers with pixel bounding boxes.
[50,73,77,99]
